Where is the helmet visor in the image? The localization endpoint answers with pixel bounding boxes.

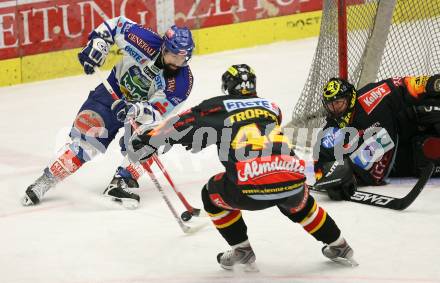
[163,47,190,68]
[324,97,349,118]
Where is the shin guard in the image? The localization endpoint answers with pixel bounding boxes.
[280,195,341,245]
[202,187,248,246]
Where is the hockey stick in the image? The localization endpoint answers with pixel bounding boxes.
[311,162,434,210]
[151,154,207,219]
[93,67,204,219]
[93,67,205,231]
[141,161,205,234]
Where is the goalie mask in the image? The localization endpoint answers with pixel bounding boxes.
[322,78,357,128]
[221,64,256,96]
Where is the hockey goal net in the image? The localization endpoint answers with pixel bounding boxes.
[286,0,440,148]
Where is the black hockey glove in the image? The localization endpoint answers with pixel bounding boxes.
[127,127,158,163]
[408,101,440,135]
[78,37,109,74]
[314,158,357,201]
[426,74,440,97]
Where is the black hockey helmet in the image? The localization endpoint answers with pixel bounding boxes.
[221,64,256,96]
[322,78,357,122]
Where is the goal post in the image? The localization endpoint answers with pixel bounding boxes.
[286,0,440,148]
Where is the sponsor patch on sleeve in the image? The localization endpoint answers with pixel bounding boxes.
[358,83,391,114]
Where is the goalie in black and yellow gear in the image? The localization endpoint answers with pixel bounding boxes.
[315,74,440,200]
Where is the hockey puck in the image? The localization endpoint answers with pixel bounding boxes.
[181,210,192,222]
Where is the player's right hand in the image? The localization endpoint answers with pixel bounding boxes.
[111,100,161,126]
[78,37,109,74]
[127,126,157,163]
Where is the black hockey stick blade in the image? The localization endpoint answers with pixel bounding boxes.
[348,162,434,210]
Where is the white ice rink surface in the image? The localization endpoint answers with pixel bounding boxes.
[1,38,440,283]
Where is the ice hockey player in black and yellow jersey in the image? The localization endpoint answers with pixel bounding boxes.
[127,64,358,270]
[315,75,440,200]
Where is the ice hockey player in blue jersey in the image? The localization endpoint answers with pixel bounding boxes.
[22,17,195,209]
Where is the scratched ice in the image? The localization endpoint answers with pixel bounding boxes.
[1,39,439,283]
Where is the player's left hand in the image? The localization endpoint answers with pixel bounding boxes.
[78,37,109,74]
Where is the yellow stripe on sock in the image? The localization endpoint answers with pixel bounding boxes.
[300,200,317,225]
[309,211,327,234]
[215,212,243,229]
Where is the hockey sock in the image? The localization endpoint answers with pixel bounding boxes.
[48,145,85,181]
[281,195,341,245]
[122,157,154,180]
[202,187,248,246]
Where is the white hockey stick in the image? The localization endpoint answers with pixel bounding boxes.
[141,161,206,234]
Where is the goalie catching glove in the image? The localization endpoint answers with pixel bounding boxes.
[314,158,357,200]
[78,37,110,74]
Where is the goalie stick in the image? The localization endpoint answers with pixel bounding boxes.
[311,162,434,210]
[94,67,205,229]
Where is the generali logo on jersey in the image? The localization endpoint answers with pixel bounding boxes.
[358,83,391,114]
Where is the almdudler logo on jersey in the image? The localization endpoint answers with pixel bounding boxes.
[223,98,278,114]
[236,155,305,185]
[358,83,391,114]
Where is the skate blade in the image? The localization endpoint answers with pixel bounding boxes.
[331,256,359,267]
[22,195,36,206]
[104,196,139,210]
[184,221,210,234]
[220,262,259,272]
[120,199,139,209]
[243,262,259,272]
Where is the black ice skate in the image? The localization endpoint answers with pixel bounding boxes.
[103,167,140,209]
[322,238,358,267]
[22,168,58,206]
[217,244,258,272]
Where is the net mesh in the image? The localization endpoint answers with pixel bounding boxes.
[288,0,440,146]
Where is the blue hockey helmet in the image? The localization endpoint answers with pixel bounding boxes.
[162,25,194,66]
